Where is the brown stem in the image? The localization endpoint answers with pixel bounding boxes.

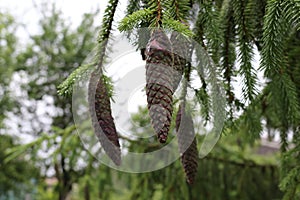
[156,0,162,27]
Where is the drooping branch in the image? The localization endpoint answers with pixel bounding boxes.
[87,0,121,165]
[96,0,119,71]
[232,0,257,101]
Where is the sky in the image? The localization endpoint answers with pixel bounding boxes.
[0,0,111,37]
[0,0,108,21]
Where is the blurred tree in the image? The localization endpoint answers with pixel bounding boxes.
[0,12,41,199]
[0,12,18,130]
[4,4,102,200]
[277,30,300,200]
[15,4,97,133]
[0,134,40,199]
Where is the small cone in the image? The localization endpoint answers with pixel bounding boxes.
[145,29,174,143]
[88,70,121,165]
[176,103,198,184]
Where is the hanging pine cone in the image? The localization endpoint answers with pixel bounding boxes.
[145,29,174,143]
[176,103,198,184]
[88,70,121,166]
[170,31,189,92]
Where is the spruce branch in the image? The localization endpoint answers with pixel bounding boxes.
[260,0,289,76]
[145,0,164,27]
[126,0,141,15]
[124,0,152,60]
[96,0,119,71]
[274,74,300,123]
[155,0,162,26]
[194,42,226,156]
[90,0,121,165]
[261,0,300,128]
[58,63,96,96]
[118,9,155,31]
[233,95,263,143]
[162,18,194,37]
[164,0,191,21]
[195,1,222,60]
[58,0,119,95]
[232,0,258,101]
[247,0,267,50]
[283,0,300,28]
[219,0,237,114]
[195,88,210,121]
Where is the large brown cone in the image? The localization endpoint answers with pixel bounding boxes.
[88,70,121,165]
[176,103,198,184]
[145,29,174,143]
[170,31,189,92]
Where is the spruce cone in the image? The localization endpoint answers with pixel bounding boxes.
[170,31,189,91]
[88,70,121,165]
[145,29,174,143]
[176,103,198,184]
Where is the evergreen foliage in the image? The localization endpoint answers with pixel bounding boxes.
[60,0,300,197]
[3,4,101,199]
[59,0,119,95]
[118,8,154,31]
[0,135,40,198]
[117,0,300,198]
[232,0,258,101]
[2,0,300,199]
[0,12,18,130]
